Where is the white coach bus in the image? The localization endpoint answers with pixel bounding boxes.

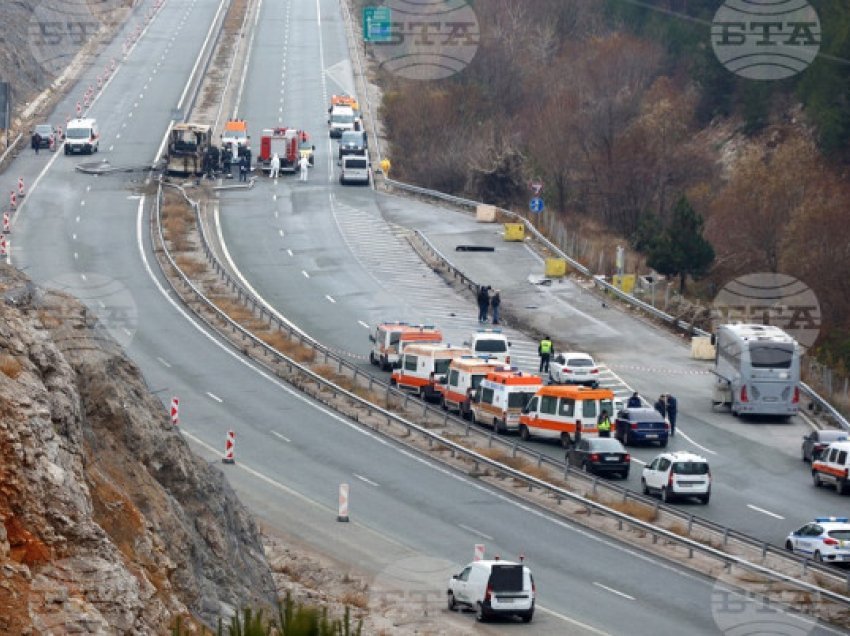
[712,323,801,418]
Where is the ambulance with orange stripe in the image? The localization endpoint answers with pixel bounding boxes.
[470,368,543,434]
[436,356,505,419]
[369,322,442,371]
[390,343,472,401]
[518,385,619,447]
[812,441,850,495]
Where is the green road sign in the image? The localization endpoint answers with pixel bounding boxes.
[363,6,391,43]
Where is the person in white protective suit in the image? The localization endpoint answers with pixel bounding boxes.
[299,154,309,182]
[269,152,280,178]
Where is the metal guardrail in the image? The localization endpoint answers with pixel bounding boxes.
[386,179,850,433]
[150,181,850,611]
[0,134,24,170]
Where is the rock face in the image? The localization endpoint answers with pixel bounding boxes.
[0,266,276,633]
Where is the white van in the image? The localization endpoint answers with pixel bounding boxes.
[391,343,471,401]
[64,118,99,155]
[340,151,370,185]
[465,329,511,364]
[447,559,535,623]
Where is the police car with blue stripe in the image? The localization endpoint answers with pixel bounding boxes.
[785,517,850,563]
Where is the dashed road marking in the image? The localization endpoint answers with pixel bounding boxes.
[271,430,291,443]
[156,356,171,368]
[458,523,494,540]
[747,504,784,520]
[206,391,223,403]
[354,473,379,487]
[593,582,635,601]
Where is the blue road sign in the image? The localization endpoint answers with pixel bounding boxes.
[363,7,392,42]
[529,197,544,213]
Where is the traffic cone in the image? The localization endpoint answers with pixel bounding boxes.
[2,212,9,234]
[337,483,350,522]
[17,178,25,198]
[9,191,16,210]
[222,430,235,464]
[97,75,103,90]
[170,397,179,426]
[0,235,8,257]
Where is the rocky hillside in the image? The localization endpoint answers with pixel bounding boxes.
[0,265,275,633]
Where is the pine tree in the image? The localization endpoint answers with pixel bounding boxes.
[647,196,714,293]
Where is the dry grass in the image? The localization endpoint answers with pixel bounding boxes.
[339,591,369,609]
[37,309,62,329]
[0,355,22,379]
[613,499,659,523]
[212,297,254,324]
[175,255,207,277]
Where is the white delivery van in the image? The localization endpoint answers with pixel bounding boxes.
[328,105,356,138]
[340,151,370,185]
[64,118,99,155]
[447,559,535,623]
[466,329,511,364]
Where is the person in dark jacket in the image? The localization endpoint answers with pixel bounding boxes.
[32,132,41,154]
[627,392,641,408]
[666,394,678,436]
[477,285,490,323]
[654,394,667,419]
[490,289,501,325]
[238,154,248,182]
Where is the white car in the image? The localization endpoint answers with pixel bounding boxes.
[548,352,599,386]
[447,559,535,623]
[641,451,711,504]
[785,517,850,564]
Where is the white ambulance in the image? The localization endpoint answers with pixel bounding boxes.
[391,343,472,401]
[518,385,620,447]
[435,356,505,419]
[369,322,442,371]
[471,368,543,434]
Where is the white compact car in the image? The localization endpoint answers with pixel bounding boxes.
[785,517,850,563]
[641,451,711,504]
[548,352,599,387]
[447,559,535,623]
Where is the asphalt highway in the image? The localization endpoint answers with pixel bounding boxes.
[5,0,845,633]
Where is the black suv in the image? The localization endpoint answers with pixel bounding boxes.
[338,130,367,159]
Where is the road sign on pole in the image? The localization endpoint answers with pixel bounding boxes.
[363,7,392,42]
[529,197,544,213]
[530,179,544,196]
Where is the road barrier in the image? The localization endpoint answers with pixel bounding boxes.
[170,396,179,427]
[222,430,235,464]
[337,483,350,522]
[150,182,850,615]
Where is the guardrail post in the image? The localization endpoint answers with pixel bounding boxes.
[403,394,409,409]
[386,384,390,403]
[537,453,543,468]
[723,527,729,546]
[425,402,430,417]
[592,478,598,494]
[488,430,494,448]
[652,534,658,545]
[465,421,470,435]
[846,573,849,593]
[368,376,373,390]
[512,442,518,458]
[337,358,343,373]
[443,412,449,427]
[622,490,628,504]
[802,559,808,577]
[687,515,693,535]
[762,542,768,559]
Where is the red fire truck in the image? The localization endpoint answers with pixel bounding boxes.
[258,128,313,172]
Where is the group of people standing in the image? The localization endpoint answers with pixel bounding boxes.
[625,391,678,435]
[476,285,501,325]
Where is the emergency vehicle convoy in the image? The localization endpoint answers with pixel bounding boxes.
[436,356,505,419]
[369,322,442,371]
[391,343,472,401]
[258,127,314,172]
[471,368,542,434]
[518,385,619,447]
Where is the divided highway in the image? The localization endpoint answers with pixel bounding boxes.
[213,0,844,550]
[5,0,845,633]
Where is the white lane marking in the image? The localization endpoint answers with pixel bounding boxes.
[325,295,335,304]
[593,582,635,601]
[747,504,785,520]
[301,270,309,278]
[286,248,293,257]
[142,161,834,636]
[537,606,611,636]
[271,430,291,443]
[358,320,370,329]
[458,523,494,541]
[97,300,105,308]
[354,473,379,487]
[206,391,223,403]
[278,229,284,237]
[80,200,85,206]
[80,273,87,281]
[156,356,172,368]
[274,210,279,218]
[86,185,91,192]
[74,252,78,260]
[109,145,114,152]
[232,0,263,115]
[630,457,646,466]
[272,194,277,201]
[122,328,133,337]
[76,216,80,222]
[677,429,716,455]
[72,233,77,240]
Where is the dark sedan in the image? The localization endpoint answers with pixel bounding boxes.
[615,408,669,447]
[802,429,848,462]
[567,437,631,478]
[32,124,55,148]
